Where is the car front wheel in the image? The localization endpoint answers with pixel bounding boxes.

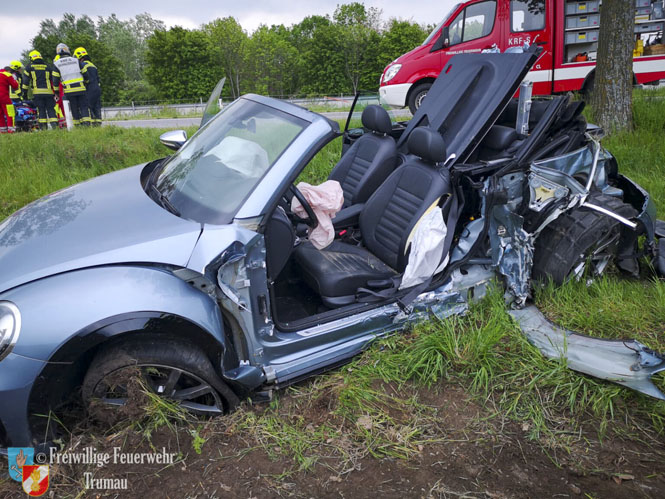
[82,339,239,422]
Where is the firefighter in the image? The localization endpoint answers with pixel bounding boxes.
[74,47,101,126]
[53,43,90,126]
[8,61,23,103]
[23,50,58,130]
[0,65,19,133]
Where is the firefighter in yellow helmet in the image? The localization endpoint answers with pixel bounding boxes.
[52,43,90,126]
[74,47,102,126]
[22,50,58,130]
[8,61,23,103]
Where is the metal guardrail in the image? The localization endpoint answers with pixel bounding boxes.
[102,95,361,119]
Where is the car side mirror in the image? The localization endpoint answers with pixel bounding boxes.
[430,27,450,53]
[159,130,188,151]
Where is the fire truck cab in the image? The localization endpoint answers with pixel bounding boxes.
[380,0,665,113]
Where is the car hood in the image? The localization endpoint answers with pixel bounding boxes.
[0,164,203,293]
[397,46,541,164]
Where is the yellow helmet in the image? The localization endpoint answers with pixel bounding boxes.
[9,60,23,71]
[29,50,42,61]
[73,47,88,59]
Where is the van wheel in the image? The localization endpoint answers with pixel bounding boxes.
[532,194,637,285]
[82,339,239,423]
[408,83,432,114]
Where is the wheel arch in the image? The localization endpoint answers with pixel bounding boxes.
[26,311,239,434]
[405,77,436,107]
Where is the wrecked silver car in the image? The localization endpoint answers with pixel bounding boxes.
[0,46,663,451]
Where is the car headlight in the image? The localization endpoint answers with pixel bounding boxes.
[0,301,21,361]
[383,64,402,84]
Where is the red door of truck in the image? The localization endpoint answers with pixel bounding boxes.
[506,0,554,94]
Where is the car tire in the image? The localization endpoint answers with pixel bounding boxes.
[82,338,239,421]
[408,83,432,114]
[532,194,638,285]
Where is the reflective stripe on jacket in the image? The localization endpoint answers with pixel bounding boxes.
[22,61,55,95]
[80,59,100,90]
[53,56,86,94]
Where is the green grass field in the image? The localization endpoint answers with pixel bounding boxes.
[0,93,663,470]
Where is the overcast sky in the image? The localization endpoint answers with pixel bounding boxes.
[0,0,459,65]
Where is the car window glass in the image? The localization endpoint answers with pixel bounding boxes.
[511,0,545,32]
[463,1,496,42]
[449,1,497,46]
[157,99,306,224]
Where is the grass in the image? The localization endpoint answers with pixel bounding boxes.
[0,93,664,477]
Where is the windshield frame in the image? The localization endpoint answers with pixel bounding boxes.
[423,3,462,45]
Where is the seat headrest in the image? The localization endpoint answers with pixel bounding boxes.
[483,125,518,150]
[407,127,446,164]
[361,105,392,135]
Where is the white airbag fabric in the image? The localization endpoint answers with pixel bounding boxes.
[204,136,269,178]
[291,180,344,250]
[399,205,448,290]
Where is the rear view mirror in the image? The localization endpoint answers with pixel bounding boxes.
[159,130,188,151]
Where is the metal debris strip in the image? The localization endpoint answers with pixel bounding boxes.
[510,305,665,400]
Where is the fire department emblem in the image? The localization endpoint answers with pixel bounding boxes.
[22,465,49,496]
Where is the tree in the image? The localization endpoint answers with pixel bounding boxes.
[203,17,249,98]
[334,3,383,93]
[377,19,428,69]
[145,27,220,101]
[248,25,300,97]
[590,0,634,132]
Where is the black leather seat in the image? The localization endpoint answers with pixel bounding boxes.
[329,105,397,208]
[477,124,522,160]
[295,127,452,308]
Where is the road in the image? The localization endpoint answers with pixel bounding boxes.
[103,111,399,129]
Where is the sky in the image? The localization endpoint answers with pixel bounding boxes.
[0,0,460,65]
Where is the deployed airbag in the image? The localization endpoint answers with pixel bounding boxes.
[292,180,344,249]
[400,203,448,290]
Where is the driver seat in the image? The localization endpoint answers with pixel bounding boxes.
[294,127,451,308]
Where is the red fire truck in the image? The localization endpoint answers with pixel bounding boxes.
[379,0,665,113]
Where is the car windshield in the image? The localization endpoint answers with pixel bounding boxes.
[154,98,307,224]
[423,3,462,45]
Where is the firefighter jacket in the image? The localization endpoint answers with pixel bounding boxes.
[6,69,22,100]
[80,58,100,91]
[22,59,56,96]
[53,56,86,94]
[0,70,19,103]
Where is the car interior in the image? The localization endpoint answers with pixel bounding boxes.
[264,93,590,331]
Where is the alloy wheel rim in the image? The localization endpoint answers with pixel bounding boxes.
[92,364,225,416]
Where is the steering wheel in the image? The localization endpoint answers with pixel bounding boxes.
[289,184,319,229]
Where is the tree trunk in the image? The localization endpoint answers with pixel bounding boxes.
[590,0,634,133]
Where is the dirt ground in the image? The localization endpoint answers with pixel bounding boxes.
[1,380,663,499]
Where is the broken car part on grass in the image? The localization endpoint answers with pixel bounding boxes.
[1,46,664,451]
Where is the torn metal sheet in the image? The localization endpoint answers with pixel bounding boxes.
[510,305,665,400]
[490,173,533,307]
